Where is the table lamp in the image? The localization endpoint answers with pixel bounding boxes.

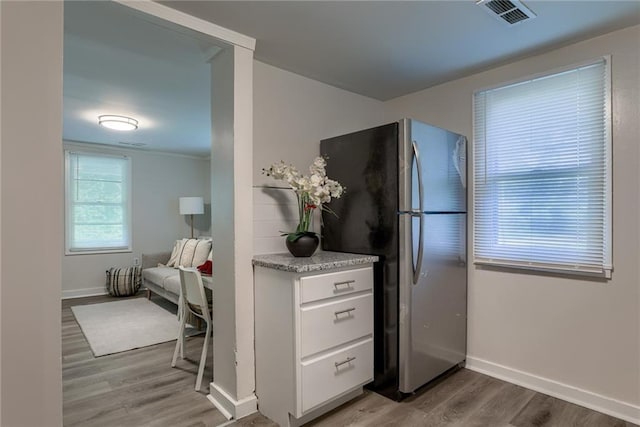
[179,197,204,238]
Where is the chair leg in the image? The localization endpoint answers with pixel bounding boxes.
[178,298,185,359]
[172,302,186,367]
[195,321,211,391]
[180,319,185,359]
[146,289,151,300]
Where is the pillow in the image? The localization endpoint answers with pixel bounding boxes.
[197,260,213,275]
[166,239,187,267]
[173,238,212,268]
[207,248,213,261]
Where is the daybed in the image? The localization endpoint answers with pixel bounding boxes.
[141,238,212,304]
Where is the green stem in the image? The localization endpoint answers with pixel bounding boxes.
[296,193,302,233]
[297,192,312,233]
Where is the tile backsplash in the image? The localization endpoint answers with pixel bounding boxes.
[253,186,321,255]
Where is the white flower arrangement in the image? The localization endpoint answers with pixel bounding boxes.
[263,156,345,241]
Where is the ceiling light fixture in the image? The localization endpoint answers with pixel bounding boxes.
[98,115,139,131]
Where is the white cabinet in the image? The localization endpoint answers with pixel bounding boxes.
[254,262,375,427]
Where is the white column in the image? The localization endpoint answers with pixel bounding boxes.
[208,44,257,419]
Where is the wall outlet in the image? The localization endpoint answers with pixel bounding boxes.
[133,257,140,266]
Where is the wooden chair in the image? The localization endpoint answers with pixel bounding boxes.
[171,267,212,391]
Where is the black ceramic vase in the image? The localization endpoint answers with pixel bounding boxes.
[286,234,319,257]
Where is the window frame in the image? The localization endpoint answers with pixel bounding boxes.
[64,150,133,255]
[471,56,612,278]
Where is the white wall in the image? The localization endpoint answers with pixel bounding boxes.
[253,187,298,255]
[62,142,210,298]
[253,61,386,187]
[1,2,63,425]
[252,61,386,255]
[1,4,4,421]
[385,25,640,420]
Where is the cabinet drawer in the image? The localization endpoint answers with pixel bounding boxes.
[300,267,373,303]
[300,293,373,357]
[300,338,373,413]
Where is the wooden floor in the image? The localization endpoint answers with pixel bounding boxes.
[234,368,635,427]
[63,295,635,427]
[62,294,226,427]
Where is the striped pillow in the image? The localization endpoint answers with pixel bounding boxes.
[172,238,212,268]
[166,239,187,267]
[106,266,141,297]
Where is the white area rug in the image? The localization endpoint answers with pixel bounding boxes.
[71,298,179,357]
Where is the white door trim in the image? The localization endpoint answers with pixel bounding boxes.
[114,0,256,51]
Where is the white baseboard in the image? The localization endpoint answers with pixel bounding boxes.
[466,356,640,425]
[61,287,108,300]
[207,382,257,420]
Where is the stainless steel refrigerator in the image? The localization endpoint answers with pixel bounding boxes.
[321,119,467,399]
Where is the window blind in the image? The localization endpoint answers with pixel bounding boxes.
[65,151,132,253]
[473,58,611,276]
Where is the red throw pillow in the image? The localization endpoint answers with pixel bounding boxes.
[197,260,213,275]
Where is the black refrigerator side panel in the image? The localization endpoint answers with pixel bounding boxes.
[320,122,400,398]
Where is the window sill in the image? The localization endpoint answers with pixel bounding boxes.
[473,259,612,280]
[65,248,132,256]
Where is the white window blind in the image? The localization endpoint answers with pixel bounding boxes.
[473,58,611,276]
[65,151,132,253]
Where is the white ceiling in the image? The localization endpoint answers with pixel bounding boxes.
[63,1,640,156]
[163,1,640,101]
[63,1,217,157]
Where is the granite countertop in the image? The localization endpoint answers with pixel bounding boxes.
[252,251,379,273]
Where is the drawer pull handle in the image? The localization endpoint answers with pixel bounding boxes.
[334,307,356,317]
[334,280,355,289]
[335,356,356,368]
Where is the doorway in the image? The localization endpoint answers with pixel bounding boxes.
[63,2,253,419]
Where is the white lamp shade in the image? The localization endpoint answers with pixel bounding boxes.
[179,197,204,215]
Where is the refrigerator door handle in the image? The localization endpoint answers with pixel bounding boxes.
[412,141,424,285]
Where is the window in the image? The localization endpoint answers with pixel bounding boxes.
[473,57,611,277]
[65,151,132,254]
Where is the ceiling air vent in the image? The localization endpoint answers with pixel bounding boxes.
[477,0,536,26]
